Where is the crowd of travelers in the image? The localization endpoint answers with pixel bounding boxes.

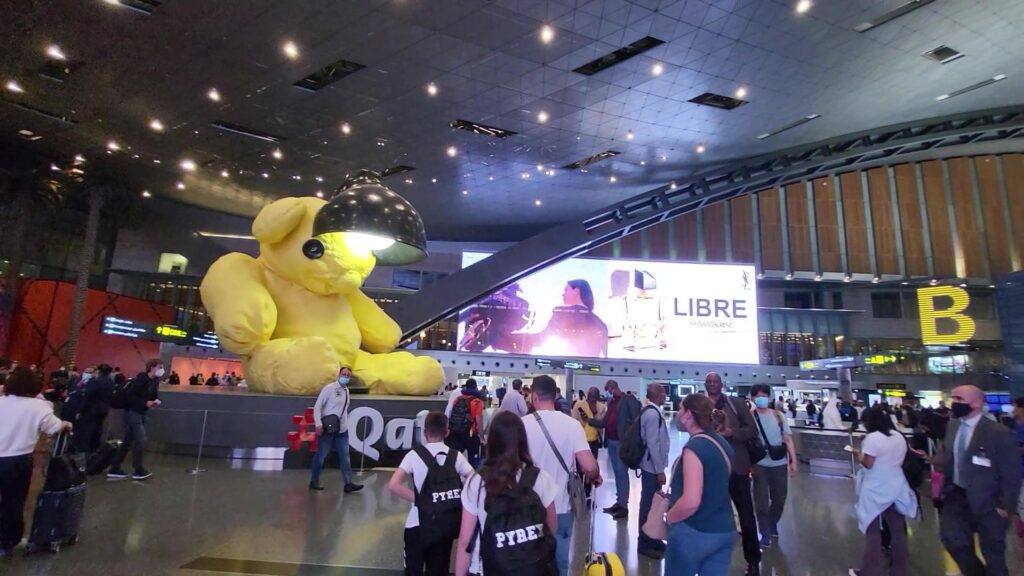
[2,356,1023,575]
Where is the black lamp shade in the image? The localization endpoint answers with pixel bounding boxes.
[312,170,428,265]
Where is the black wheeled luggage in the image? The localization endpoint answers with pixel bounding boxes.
[27,433,87,554]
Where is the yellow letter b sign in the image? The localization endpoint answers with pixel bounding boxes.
[917,286,976,345]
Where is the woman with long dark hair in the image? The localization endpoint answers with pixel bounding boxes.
[532,279,608,358]
[455,411,558,576]
[848,406,918,576]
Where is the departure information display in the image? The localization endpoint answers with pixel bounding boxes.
[101,316,221,349]
[457,253,760,364]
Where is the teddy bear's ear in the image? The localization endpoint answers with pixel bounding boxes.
[252,198,308,244]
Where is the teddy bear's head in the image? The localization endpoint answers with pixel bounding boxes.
[252,197,375,296]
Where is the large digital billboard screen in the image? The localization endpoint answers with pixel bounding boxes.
[456,253,760,364]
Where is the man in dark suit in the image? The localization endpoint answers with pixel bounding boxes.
[940,385,1021,576]
[705,371,761,576]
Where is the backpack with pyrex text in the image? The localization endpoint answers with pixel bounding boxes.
[413,445,464,546]
[619,405,660,470]
[477,466,557,576]
[449,396,472,434]
[109,377,135,410]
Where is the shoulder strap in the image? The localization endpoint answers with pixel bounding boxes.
[690,433,732,475]
[754,411,773,447]
[532,412,574,474]
[342,386,350,415]
[414,444,437,471]
[519,465,540,489]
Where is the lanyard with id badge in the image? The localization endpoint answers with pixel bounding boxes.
[972,446,993,468]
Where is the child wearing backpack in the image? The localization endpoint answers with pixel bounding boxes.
[455,411,559,576]
[388,412,474,576]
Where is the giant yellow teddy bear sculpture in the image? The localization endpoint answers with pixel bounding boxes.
[199,196,444,396]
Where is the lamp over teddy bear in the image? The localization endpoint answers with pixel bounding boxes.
[199,170,444,396]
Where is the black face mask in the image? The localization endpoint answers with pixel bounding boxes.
[951,401,972,419]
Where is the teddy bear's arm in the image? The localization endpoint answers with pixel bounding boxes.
[347,289,401,353]
[199,252,278,355]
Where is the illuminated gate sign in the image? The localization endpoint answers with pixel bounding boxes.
[917,286,976,345]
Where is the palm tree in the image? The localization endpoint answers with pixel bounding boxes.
[60,159,137,366]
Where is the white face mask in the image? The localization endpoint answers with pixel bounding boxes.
[154,367,166,378]
[81,373,94,382]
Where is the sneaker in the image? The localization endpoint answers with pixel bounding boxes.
[132,468,152,481]
[343,483,364,494]
[611,507,628,520]
[308,482,324,491]
[759,533,772,548]
[602,504,622,514]
[107,467,129,479]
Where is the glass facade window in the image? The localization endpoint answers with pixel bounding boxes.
[784,291,812,309]
[871,292,902,318]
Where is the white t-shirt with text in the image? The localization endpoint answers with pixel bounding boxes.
[523,410,590,515]
[397,441,474,528]
[461,467,557,575]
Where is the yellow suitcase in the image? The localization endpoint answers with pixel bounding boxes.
[584,486,626,576]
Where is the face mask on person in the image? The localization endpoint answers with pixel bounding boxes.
[337,376,350,386]
[753,397,771,409]
[81,373,93,382]
[951,401,972,419]
[154,367,165,378]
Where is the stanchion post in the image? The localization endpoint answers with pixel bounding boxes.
[356,417,367,476]
[188,409,208,475]
[848,429,857,478]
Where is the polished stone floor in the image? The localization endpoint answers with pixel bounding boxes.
[5,435,1023,576]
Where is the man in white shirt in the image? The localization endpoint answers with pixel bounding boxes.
[498,378,529,417]
[310,366,363,494]
[388,412,473,576]
[523,375,602,576]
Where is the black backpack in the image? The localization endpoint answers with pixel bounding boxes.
[413,445,464,546]
[619,405,660,470]
[449,396,472,434]
[110,377,136,410]
[477,466,557,576]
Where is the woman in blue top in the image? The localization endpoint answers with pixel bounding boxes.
[665,393,737,576]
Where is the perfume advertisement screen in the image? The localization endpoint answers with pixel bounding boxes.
[457,253,760,364]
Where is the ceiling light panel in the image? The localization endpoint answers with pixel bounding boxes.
[854,0,935,33]
[38,57,80,82]
[293,57,366,92]
[757,114,821,140]
[935,74,1006,101]
[923,45,964,64]
[689,92,748,110]
[448,119,517,139]
[106,0,161,14]
[573,36,665,76]
[381,165,416,178]
[211,121,285,143]
[562,150,620,170]
[11,101,77,125]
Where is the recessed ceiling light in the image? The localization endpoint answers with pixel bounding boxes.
[540,25,555,44]
[521,173,529,179]
[609,175,617,183]
[282,40,299,60]
[315,191,324,198]
[50,163,60,171]
[176,182,185,190]
[340,122,351,135]
[536,164,544,172]
[959,282,967,288]
[546,170,555,176]
[929,278,938,285]
[153,159,161,164]
[431,178,437,183]
[640,161,646,166]
[446,146,457,158]
[426,82,438,96]
[872,276,881,284]
[404,178,413,184]
[488,176,494,181]
[660,155,667,161]
[45,45,66,60]
[534,198,542,206]
[149,118,164,132]
[5,80,24,93]
[462,190,469,195]
[626,130,634,140]
[220,170,229,178]
[814,274,822,281]
[756,273,765,280]
[696,144,706,154]
[271,148,283,160]
[537,110,549,123]
[141,190,152,198]
[785,273,794,280]
[670,182,677,189]
[262,172,269,179]
[179,159,197,172]
[73,154,85,164]
[106,140,121,151]
[293,175,302,181]
[736,87,748,99]
[652,63,664,76]
[207,88,221,102]
[796,0,812,14]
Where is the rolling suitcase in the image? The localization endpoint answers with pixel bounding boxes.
[584,487,625,576]
[27,432,87,554]
[86,440,120,476]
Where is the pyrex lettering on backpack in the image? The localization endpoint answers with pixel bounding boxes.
[494,523,545,548]
[432,488,461,503]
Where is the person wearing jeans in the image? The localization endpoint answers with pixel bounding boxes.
[588,379,639,519]
[310,366,363,493]
[638,384,669,559]
[108,359,162,481]
[750,384,798,547]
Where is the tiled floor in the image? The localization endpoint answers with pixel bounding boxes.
[4,432,1022,576]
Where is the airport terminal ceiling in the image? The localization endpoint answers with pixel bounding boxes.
[2,0,1024,241]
